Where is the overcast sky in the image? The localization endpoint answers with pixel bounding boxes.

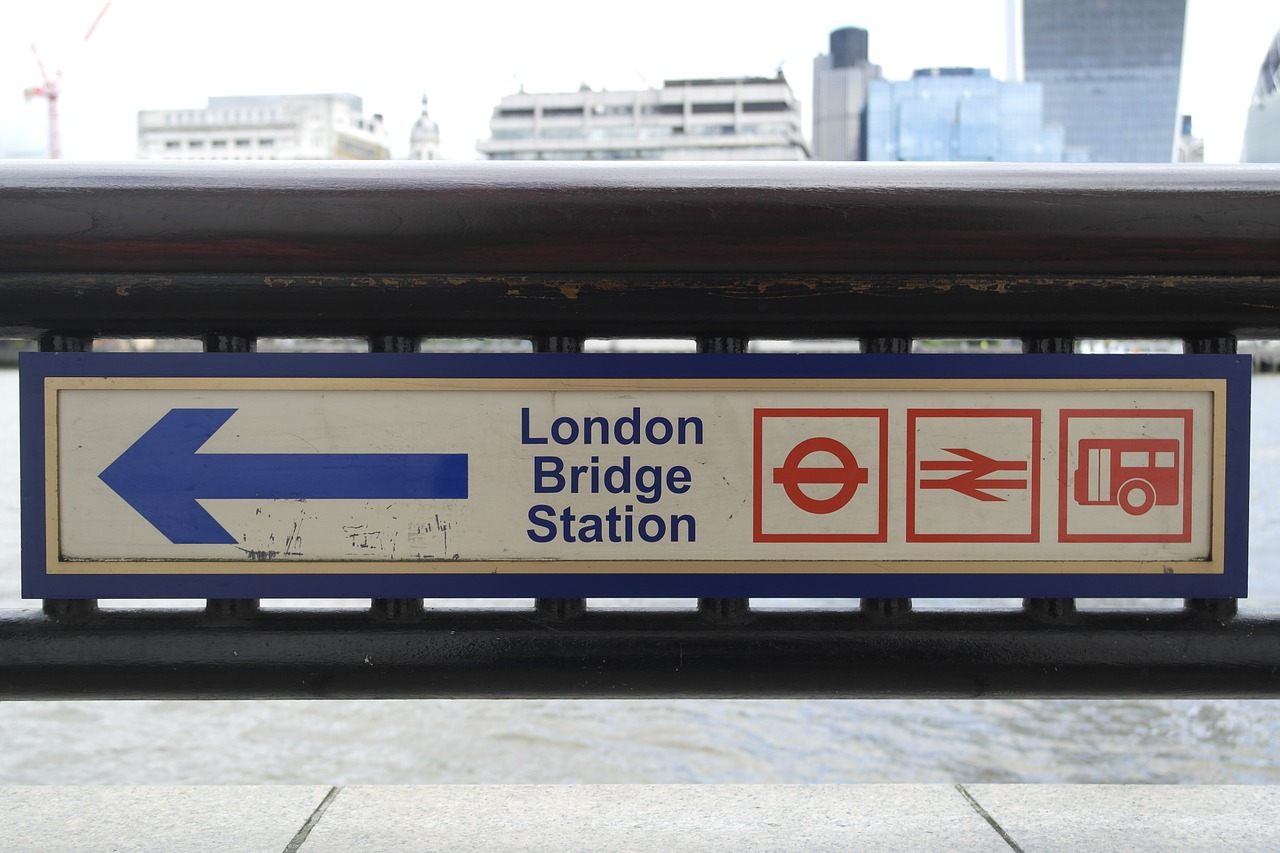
[1,0,1276,162]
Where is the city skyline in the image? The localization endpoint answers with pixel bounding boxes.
[2,0,1277,162]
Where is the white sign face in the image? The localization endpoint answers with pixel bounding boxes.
[42,376,1227,578]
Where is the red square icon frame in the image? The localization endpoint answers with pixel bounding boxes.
[1057,409,1194,544]
[906,408,1042,543]
[753,408,888,543]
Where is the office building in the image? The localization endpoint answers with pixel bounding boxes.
[866,68,1064,162]
[812,26,882,160]
[1243,30,1280,162]
[138,94,390,160]
[477,75,809,161]
[1021,0,1187,162]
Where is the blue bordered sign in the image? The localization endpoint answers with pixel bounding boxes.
[20,353,1250,599]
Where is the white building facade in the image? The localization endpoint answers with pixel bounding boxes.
[138,94,390,160]
[477,76,809,161]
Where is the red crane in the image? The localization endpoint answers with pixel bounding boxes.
[23,2,113,159]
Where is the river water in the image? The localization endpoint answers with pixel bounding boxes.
[2,368,1279,785]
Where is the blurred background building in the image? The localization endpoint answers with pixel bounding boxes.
[866,67,1064,162]
[409,94,442,160]
[476,75,809,160]
[1176,114,1205,162]
[1020,0,1187,162]
[1243,29,1280,162]
[137,94,390,160]
[811,26,882,160]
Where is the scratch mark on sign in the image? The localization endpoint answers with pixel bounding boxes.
[343,524,385,551]
[284,517,305,556]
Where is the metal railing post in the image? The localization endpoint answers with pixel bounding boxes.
[696,335,751,622]
[38,333,98,622]
[860,335,914,619]
[1022,336,1079,622]
[202,334,262,620]
[367,334,427,621]
[532,335,588,622]
[1184,333,1240,622]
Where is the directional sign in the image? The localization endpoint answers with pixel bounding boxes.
[21,353,1250,599]
[98,408,469,545]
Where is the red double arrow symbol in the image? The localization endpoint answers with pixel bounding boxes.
[919,448,1028,502]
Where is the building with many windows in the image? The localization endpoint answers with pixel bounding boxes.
[138,94,390,160]
[1021,0,1186,162]
[866,68,1064,162]
[812,26,882,160]
[476,75,809,160]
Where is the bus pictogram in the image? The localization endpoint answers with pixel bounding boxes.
[1073,438,1180,516]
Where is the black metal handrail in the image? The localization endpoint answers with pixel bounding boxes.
[1,162,1279,340]
[2,161,1277,699]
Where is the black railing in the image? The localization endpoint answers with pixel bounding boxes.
[1,161,1277,698]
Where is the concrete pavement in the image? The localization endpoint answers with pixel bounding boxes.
[1,784,1277,852]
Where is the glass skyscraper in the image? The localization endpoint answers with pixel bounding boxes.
[865,68,1063,162]
[1022,0,1186,163]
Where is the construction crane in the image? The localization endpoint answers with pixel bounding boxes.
[23,2,113,159]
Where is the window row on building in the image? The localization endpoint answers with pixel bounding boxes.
[162,138,276,150]
[477,76,810,161]
[138,94,390,161]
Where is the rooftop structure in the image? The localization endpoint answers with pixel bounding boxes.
[477,76,809,161]
[138,94,390,161]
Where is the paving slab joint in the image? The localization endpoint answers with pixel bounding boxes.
[284,785,342,853]
[955,783,1024,852]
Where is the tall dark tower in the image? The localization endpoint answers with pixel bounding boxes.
[1022,0,1187,162]
[812,27,881,160]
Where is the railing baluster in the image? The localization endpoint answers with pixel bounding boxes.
[531,335,583,355]
[1021,336,1078,621]
[695,336,747,355]
[860,336,911,355]
[38,333,99,621]
[1184,334,1239,621]
[532,335,587,621]
[1022,336,1075,355]
[201,334,255,355]
[202,334,262,620]
[860,336,913,618]
[696,335,751,622]
[367,334,427,621]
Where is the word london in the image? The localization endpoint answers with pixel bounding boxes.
[521,407,703,543]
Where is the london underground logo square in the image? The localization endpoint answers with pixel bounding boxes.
[753,408,888,543]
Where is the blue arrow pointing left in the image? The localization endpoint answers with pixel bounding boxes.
[98,408,469,546]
